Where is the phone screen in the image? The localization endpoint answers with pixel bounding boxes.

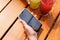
[19,8,42,32]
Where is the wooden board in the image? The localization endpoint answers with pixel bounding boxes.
[0,0,27,38]
[47,16,60,40]
[0,0,10,12]
[0,0,60,40]
[3,19,26,40]
[38,0,60,40]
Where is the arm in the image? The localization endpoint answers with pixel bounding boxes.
[19,19,37,40]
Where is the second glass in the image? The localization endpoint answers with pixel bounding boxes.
[30,0,41,9]
[39,0,54,16]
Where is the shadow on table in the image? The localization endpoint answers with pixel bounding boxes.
[38,28,43,38]
[20,0,28,6]
[40,13,54,28]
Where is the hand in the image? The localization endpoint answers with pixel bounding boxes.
[19,19,37,40]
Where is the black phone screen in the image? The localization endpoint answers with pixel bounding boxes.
[19,8,42,32]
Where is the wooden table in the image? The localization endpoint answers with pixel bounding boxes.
[0,0,60,40]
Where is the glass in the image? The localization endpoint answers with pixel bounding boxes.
[30,0,41,9]
[39,0,54,16]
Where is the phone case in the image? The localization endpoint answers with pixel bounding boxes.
[19,8,42,32]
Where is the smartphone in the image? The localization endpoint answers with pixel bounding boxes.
[19,8,42,32]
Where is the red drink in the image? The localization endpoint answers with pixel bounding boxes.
[39,0,54,15]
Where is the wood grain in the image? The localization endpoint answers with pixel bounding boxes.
[47,16,60,40]
[0,0,10,12]
[38,0,60,40]
[0,0,27,38]
[0,0,60,40]
[3,19,26,40]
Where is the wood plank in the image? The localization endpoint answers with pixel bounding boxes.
[3,19,26,40]
[38,0,60,40]
[0,0,10,12]
[0,0,27,38]
[47,16,60,40]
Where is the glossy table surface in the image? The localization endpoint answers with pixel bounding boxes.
[0,0,60,40]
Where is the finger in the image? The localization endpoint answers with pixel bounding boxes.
[19,19,27,26]
[19,19,36,35]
